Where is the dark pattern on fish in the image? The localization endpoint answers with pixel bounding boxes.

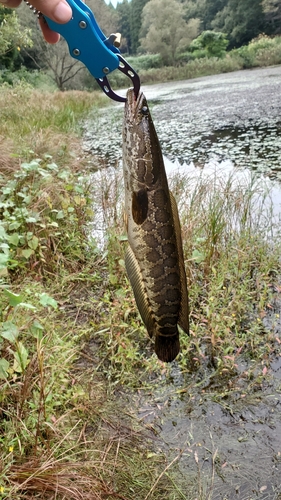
[122,88,189,362]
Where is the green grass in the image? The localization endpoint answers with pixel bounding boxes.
[1,84,281,499]
[0,85,188,500]
[89,167,281,391]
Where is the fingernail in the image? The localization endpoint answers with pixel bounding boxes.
[53,1,72,23]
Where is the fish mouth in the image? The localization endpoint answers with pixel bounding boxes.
[126,88,148,120]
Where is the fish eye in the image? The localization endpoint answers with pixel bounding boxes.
[141,106,149,115]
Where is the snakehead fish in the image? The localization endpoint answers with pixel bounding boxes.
[122,88,189,363]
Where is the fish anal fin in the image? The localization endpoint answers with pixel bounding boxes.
[169,191,189,334]
[125,245,155,337]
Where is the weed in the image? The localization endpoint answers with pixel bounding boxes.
[0,85,184,500]
[90,165,281,392]
[2,83,281,499]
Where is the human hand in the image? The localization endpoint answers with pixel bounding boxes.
[0,0,72,43]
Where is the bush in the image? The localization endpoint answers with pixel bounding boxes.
[126,53,163,71]
[0,68,55,89]
[232,34,281,69]
[190,31,229,58]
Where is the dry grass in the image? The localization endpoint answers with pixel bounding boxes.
[0,86,107,164]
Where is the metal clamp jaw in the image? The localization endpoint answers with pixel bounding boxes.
[44,0,140,102]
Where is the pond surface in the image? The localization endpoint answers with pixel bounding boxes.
[84,66,281,499]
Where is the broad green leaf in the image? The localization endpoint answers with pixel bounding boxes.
[22,249,34,259]
[46,162,58,171]
[0,225,7,240]
[118,235,128,242]
[25,217,38,223]
[1,322,19,343]
[13,342,29,373]
[39,293,58,309]
[6,233,20,246]
[8,222,21,231]
[38,168,51,178]
[0,358,9,380]
[3,289,23,306]
[192,249,205,264]
[28,236,39,250]
[0,267,8,277]
[0,253,9,267]
[30,320,44,339]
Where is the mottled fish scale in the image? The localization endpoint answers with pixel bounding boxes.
[122,88,189,362]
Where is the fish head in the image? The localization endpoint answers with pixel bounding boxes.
[123,88,164,188]
[124,88,150,126]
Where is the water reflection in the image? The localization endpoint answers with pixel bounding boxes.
[90,156,281,248]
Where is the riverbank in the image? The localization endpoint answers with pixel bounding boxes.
[1,67,281,498]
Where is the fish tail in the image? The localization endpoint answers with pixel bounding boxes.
[154,333,180,363]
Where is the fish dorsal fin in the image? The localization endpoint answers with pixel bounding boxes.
[125,245,155,338]
[169,191,189,334]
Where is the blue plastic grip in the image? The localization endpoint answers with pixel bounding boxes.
[45,0,120,79]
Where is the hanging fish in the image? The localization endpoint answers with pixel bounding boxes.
[122,88,189,362]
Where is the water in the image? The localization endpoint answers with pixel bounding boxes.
[84,66,281,499]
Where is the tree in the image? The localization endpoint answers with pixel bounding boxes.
[0,5,32,69]
[18,0,117,89]
[116,0,132,53]
[211,0,265,48]
[190,30,228,57]
[183,0,228,30]
[140,0,200,65]
[22,33,86,90]
[130,0,150,54]
[262,0,281,34]
[87,0,119,37]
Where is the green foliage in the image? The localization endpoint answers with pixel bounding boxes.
[0,6,32,69]
[211,0,265,48]
[0,85,185,500]
[140,0,200,64]
[190,30,229,57]
[0,156,94,278]
[126,53,163,70]
[130,0,150,54]
[0,68,55,89]
[262,0,281,34]
[232,34,281,68]
[116,0,132,53]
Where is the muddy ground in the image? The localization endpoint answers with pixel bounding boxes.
[83,66,281,500]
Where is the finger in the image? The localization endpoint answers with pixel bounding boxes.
[0,0,22,7]
[39,16,60,43]
[32,0,72,24]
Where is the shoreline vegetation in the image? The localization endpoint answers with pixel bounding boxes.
[1,60,281,497]
[1,34,281,90]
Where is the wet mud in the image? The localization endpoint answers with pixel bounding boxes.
[84,66,281,499]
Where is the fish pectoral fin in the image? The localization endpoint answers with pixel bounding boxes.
[169,191,189,335]
[125,245,155,337]
[132,189,148,225]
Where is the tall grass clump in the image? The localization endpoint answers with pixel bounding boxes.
[0,87,182,499]
[0,83,108,161]
[90,165,281,387]
[171,167,281,374]
[232,34,281,68]
[112,35,281,87]
[138,56,242,85]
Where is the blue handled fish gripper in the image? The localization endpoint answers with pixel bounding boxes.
[43,0,140,102]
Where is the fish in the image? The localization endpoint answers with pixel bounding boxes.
[122,88,189,363]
